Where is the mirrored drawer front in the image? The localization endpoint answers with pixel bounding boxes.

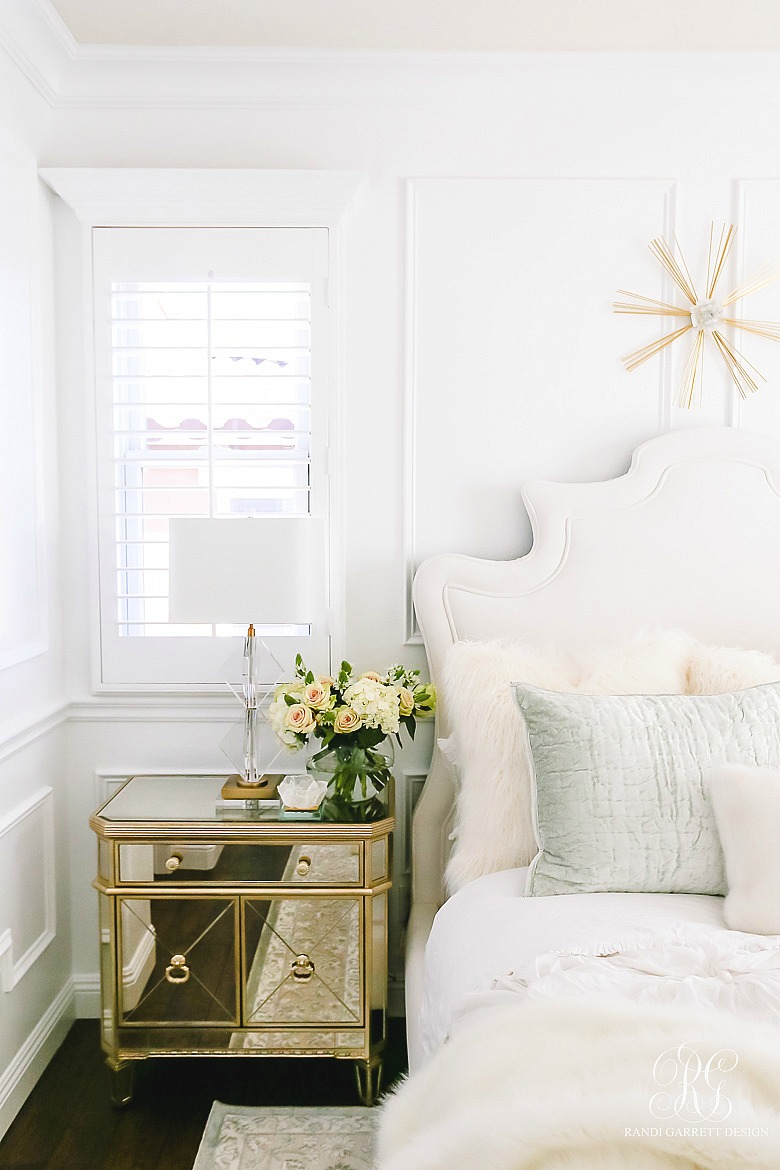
[117,842,362,886]
[117,896,239,1026]
[243,896,363,1028]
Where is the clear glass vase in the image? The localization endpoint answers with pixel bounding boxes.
[306,734,394,823]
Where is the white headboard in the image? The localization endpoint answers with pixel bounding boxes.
[411,426,780,911]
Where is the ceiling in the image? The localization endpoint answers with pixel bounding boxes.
[46,0,780,51]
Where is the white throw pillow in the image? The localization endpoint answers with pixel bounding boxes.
[442,629,695,893]
[706,765,780,935]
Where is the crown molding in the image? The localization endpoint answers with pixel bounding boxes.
[0,0,68,105]
[24,2,780,64]
[38,167,366,226]
[1,6,780,112]
[31,0,78,56]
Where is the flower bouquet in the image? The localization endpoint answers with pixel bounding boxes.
[269,657,435,822]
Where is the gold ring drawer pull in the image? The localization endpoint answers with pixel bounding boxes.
[291,954,315,981]
[165,954,190,984]
[165,853,183,872]
[295,855,312,877]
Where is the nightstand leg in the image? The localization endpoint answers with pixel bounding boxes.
[107,1059,135,1107]
[355,1056,383,1106]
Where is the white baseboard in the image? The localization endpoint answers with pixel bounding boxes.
[0,980,74,1141]
[72,973,101,1018]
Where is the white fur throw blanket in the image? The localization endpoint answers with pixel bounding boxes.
[377,999,780,1170]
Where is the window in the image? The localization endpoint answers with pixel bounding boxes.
[92,228,330,687]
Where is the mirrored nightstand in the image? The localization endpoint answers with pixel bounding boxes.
[90,775,393,1106]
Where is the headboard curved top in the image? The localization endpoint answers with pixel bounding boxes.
[411,425,780,909]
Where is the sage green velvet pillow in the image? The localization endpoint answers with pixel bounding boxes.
[516,681,780,897]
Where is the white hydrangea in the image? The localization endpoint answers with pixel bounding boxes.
[343,678,400,735]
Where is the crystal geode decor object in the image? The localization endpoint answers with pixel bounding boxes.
[278,775,329,812]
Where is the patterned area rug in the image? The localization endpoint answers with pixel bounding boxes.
[192,1103,378,1170]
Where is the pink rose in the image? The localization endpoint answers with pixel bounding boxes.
[304,681,331,710]
[334,707,362,733]
[398,687,415,717]
[284,703,316,735]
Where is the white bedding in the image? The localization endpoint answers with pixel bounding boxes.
[419,867,780,1059]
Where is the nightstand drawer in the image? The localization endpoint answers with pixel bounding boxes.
[117,841,362,887]
[243,896,363,1027]
[117,896,239,1026]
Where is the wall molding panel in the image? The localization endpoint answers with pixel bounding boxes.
[0,136,49,673]
[0,703,67,767]
[399,768,428,884]
[403,176,678,642]
[0,787,56,992]
[729,179,780,436]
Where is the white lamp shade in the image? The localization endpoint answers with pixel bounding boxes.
[168,517,324,626]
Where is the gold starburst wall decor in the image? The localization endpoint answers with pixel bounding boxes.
[614,224,780,409]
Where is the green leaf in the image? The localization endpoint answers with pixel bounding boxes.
[294,653,308,680]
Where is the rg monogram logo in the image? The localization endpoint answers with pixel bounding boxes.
[649,1043,739,1123]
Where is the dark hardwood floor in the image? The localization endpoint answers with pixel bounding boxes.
[0,1018,408,1170]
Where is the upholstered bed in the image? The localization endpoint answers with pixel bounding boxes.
[380,427,780,1170]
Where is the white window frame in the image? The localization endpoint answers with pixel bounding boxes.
[40,168,365,695]
[95,225,328,685]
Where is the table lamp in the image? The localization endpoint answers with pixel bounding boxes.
[168,516,323,798]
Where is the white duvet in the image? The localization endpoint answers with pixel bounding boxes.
[421,867,780,1059]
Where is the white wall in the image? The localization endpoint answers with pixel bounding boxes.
[43,50,780,1010]
[4,13,780,1126]
[0,38,72,1140]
